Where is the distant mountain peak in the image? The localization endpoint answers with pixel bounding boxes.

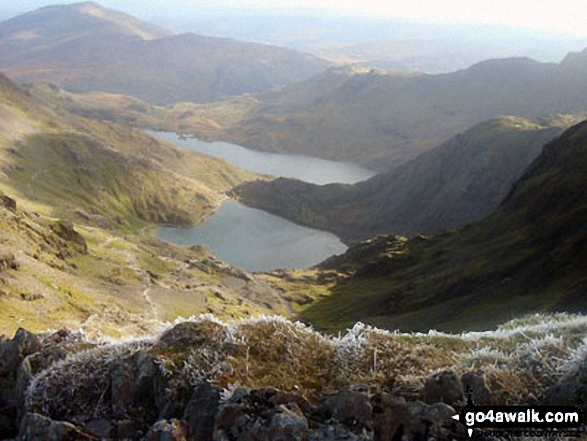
[0,1,174,42]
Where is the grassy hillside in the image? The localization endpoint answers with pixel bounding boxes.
[235,116,575,242]
[0,2,331,105]
[0,73,257,231]
[0,73,289,337]
[291,120,587,332]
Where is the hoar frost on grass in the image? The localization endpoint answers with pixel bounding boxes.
[24,312,587,423]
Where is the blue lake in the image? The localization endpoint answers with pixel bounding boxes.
[149,132,376,271]
[147,131,376,185]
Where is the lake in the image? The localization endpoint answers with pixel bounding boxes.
[147,131,376,185]
[157,199,347,272]
[150,132,376,271]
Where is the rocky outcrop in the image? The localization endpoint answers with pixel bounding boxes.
[50,221,88,255]
[19,413,96,440]
[423,370,465,406]
[5,324,555,441]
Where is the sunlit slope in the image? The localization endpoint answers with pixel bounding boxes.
[299,120,587,332]
[235,116,575,242]
[0,72,255,230]
[0,2,331,105]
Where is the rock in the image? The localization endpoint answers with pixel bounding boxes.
[146,419,189,441]
[308,424,371,441]
[0,328,41,378]
[117,419,139,439]
[320,386,372,430]
[371,393,410,441]
[110,358,134,418]
[0,413,14,438]
[50,220,88,254]
[214,402,252,440]
[19,413,97,440]
[542,380,579,406]
[1,195,16,212]
[409,401,462,440]
[132,350,157,405]
[0,250,19,272]
[228,387,250,403]
[461,372,491,404]
[0,387,17,437]
[85,418,115,439]
[16,347,68,414]
[270,391,315,416]
[267,404,309,441]
[110,350,158,419]
[183,381,222,441]
[423,370,464,406]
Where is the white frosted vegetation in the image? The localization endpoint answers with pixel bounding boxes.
[24,313,587,422]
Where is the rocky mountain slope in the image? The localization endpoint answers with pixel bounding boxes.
[294,120,587,332]
[2,313,587,439]
[0,2,331,105]
[235,116,574,242]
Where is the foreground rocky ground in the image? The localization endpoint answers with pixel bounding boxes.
[1,314,586,440]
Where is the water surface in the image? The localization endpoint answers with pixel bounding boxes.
[149,131,371,270]
[148,131,376,184]
[156,200,347,272]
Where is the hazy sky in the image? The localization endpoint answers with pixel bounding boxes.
[1,0,587,36]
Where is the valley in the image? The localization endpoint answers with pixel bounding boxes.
[0,2,587,439]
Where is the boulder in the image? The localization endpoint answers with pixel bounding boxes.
[1,195,16,212]
[146,419,189,441]
[409,401,463,440]
[0,328,41,379]
[19,413,97,440]
[320,386,372,430]
[371,393,410,441]
[267,404,309,441]
[423,370,464,406]
[110,350,158,419]
[85,418,115,439]
[461,372,491,404]
[50,220,88,254]
[183,381,222,441]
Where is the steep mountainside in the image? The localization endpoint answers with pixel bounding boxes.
[183,51,587,169]
[0,73,288,337]
[296,120,587,332]
[235,116,574,242]
[0,2,331,105]
[0,73,256,230]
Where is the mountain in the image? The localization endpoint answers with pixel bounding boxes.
[177,51,587,170]
[295,119,587,332]
[234,115,575,242]
[0,2,331,105]
[0,72,257,230]
[0,72,290,338]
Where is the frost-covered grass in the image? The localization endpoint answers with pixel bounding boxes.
[25,313,587,423]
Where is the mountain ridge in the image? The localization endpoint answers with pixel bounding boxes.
[176,49,587,169]
[295,119,587,332]
[0,2,331,105]
[234,115,577,242]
